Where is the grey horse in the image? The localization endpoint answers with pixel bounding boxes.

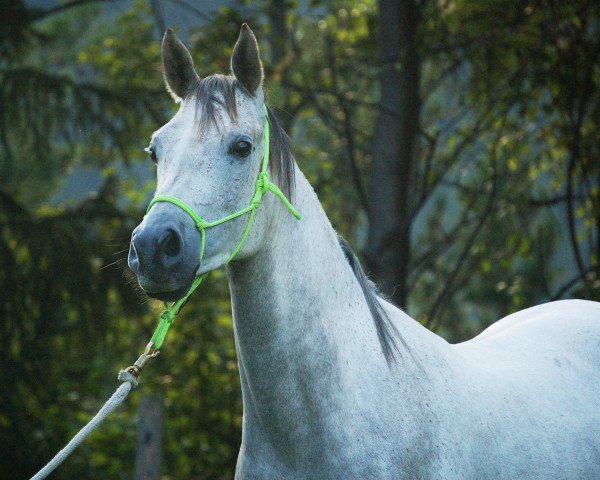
[128,24,600,479]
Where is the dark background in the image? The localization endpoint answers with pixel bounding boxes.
[1,0,599,478]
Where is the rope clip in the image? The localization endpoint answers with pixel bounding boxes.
[125,341,160,378]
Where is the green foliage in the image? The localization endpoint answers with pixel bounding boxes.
[410,0,600,334]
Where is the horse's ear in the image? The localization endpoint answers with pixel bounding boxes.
[231,24,263,96]
[162,28,200,102]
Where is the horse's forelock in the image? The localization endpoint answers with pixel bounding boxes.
[188,74,295,200]
[190,74,238,133]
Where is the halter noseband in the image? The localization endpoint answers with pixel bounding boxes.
[145,105,301,349]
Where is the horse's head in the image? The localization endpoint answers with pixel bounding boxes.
[128,25,280,301]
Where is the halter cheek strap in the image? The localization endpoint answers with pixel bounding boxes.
[145,105,301,350]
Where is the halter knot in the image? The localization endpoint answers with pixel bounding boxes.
[160,309,175,325]
[250,193,262,209]
[251,171,270,209]
[256,171,270,192]
[195,219,208,231]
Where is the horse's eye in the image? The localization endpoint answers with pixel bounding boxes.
[145,146,157,163]
[231,139,252,158]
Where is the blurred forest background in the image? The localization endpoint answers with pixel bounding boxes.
[1,0,599,478]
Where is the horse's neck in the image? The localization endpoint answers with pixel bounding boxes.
[227,167,454,466]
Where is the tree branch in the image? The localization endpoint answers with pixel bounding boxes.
[324,33,369,213]
[166,0,214,22]
[409,191,480,279]
[30,0,120,22]
[550,267,594,301]
[566,155,586,276]
[425,129,501,330]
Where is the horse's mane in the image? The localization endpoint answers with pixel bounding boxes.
[338,237,404,364]
[189,74,402,364]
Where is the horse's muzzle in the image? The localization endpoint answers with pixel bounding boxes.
[128,207,199,299]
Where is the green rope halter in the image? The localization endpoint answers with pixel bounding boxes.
[145,105,301,350]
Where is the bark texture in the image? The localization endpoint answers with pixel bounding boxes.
[134,395,164,480]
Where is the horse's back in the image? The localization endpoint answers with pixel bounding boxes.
[453,300,600,479]
[469,299,600,345]
[456,299,600,391]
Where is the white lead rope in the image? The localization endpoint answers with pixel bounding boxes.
[30,370,139,480]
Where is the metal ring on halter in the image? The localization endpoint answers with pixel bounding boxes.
[125,341,160,378]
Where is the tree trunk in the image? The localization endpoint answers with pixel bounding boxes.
[134,395,164,480]
[268,0,287,66]
[365,0,421,308]
[267,0,295,132]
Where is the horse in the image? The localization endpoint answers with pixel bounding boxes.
[128,24,600,479]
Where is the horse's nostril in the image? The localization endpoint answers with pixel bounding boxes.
[158,228,182,258]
